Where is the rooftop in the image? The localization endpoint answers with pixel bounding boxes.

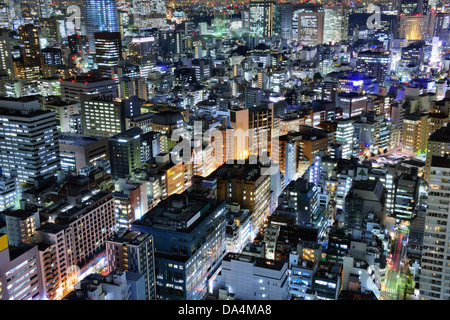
[222,252,286,271]
[134,192,225,232]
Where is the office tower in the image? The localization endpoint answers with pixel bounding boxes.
[0,97,60,186]
[335,118,356,159]
[41,47,64,68]
[244,87,263,109]
[434,13,450,43]
[274,2,293,41]
[113,179,148,228]
[336,92,368,119]
[356,51,391,83]
[2,206,40,246]
[208,163,271,236]
[132,192,226,300]
[68,34,89,56]
[58,133,109,174]
[0,234,43,300]
[272,134,299,187]
[37,241,62,300]
[424,126,450,183]
[397,14,435,42]
[398,0,428,14]
[149,110,184,135]
[39,17,61,43]
[190,58,211,81]
[297,12,324,46]
[45,190,116,267]
[60,76,119,103]
[109,128,143,180]
[133,0,167,29]
[94,32,122,77]
[0,29,13,79]
[36,223,74,297]
[43,97,79,132]
[106,228,155,300]
[393,171,420,221]
[81,95,140,137]
[17,24,41,82]
[277,178,326,236]
[0,174,16,211]
[402,112,429,155]
[83,0,120,49]
[323,6,349,44]
[217,252,289,300]
[19,25,39,64]
[158,30,185,56]
[249,0,275,38]
[229,104,273,161]
[428,112,448,136]
[419,155,450,300]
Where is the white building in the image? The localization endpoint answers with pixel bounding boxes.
[216,252,289,300]
[419,155,450,300]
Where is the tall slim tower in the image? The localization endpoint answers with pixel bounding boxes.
[419,155,450,299]
[323,6,349,44]
[83,0,119,50]
[249,0,275,38]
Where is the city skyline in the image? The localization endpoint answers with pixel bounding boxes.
[0,0,449,308]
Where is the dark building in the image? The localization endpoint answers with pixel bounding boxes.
[109,127,143,179]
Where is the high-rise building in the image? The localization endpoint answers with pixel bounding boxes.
[402,112,429,155]
[133,0,167,29]
[17,24,41,82]
[58,133,109,174]
[131,191,226,300]
[229,104,273,161]
[208,162,271,235]
[323,6,349,44]
[81,95,140,137]
[0,29,13,79]
[2,206,40,246]
[109,127,143,180]
[0,97,60,186]
[83,0,120,50]
[277,178,326,236]
[434,13,450,42]
[393,171,420,221]
[356,51,391,83]
[335,118,356,159]
[106,228,155,300]
[44,190,116,267]
[60,76,119,103]
[249,0,275,38]
[274,2,293,41]
[398,0,428,15]
[158,30,185,56]
[43,97,80,132]
[424,126,450,183]
[336,92,368,119]
[94,32,122,77]
[0,174,16,211]
[397,14,435,42]
[0,233,43,300]
[419,155,450,299]
[297,12,324,46]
